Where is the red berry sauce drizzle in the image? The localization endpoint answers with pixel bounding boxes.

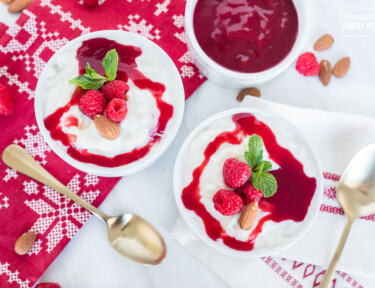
[193,0,298,73]
[181,113,317,251]
[44,38,174,167]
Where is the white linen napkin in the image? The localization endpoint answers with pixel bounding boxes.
[171,97,375,288]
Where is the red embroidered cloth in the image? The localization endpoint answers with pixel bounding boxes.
[0,1,204,287]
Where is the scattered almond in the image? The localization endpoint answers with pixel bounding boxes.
[94,115,120,140]
[237,87,261,102]
[319,60,332,86]
[8,0,33,13]
[238,201,258,230]
[332,57,351,78]
[14,231,36,255]
[313,34,334,51]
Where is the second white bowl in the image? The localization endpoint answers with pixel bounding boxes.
[173,108,323,258]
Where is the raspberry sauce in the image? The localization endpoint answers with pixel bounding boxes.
[181,113,317,251]
[44,38,174,167]
[193,0,298,73]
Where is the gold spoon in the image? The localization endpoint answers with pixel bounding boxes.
[319,143,375,288]
[2,144,167,265]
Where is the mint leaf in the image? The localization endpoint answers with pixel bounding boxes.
[254,160,272,173]
[245,135,278,198]
[102,49,118,81]
[70,49,119,90]
[85,63,107,81]
[69,75,106,90]
[251,172,278,198]
[245,135,263,170]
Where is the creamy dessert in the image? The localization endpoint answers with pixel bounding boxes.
[181,113,317,251]
[41,35,181,168]
[193,0,298,73]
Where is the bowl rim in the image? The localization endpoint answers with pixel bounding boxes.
[173,107,323,258]
[184,0,310,80]
[34,30,185,177]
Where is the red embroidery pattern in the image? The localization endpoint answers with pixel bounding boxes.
[323,172,340,182]
[337,271,364,288]
[262,258,365,288]
[262,257,303,288]
[320,204,345,216]
[324,186,336,200]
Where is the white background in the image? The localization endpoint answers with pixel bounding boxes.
[1,0,375,287]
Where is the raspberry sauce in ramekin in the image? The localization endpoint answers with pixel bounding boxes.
[193,0,299,73]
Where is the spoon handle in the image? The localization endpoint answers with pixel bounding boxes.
[319,216,355,288]
[2,144,109,222]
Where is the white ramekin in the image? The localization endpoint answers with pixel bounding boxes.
[35,30,185,177]
[173,108,323,258]
[185,0,309,88]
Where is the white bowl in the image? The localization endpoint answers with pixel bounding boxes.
[173,108,323,258]
[35,30,185,177]
[185,0,309,88]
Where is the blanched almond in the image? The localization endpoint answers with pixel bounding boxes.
[94,115,120,140]
[237,87,261,101]
[14,231,36,255]
[332,57,351,78]
[319,60,332,86]
[313,34,334,51]
[238,201,258,230]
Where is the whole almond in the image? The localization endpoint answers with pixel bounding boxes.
[319,60,332,86]
[1,0,13,4]
[8,0,33,13]
[14,231,36,255]
[237,87,261,102]
[313,34,334,51]
[94,115,120,140]
[238,201,258,230]
[332,57,350,78]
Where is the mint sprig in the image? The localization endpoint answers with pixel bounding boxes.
[245,135,278,198]
[69,49,119,90]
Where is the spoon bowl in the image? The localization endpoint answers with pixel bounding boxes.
[107,214,167,265]
[319,143,375,288]
[337,143,375,218]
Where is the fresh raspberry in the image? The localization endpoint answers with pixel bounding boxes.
[100,80,129,101]
[35,283,61,288]
[213,189,244,216]
[83,0,98,8]
[79,90,106,119]
[296,52,320,76]
[0,84,14,116]
[235,182,263,204]
[223,158,251,188]
[106,98,128,123]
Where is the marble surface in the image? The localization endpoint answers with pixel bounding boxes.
[1,0,375,287]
